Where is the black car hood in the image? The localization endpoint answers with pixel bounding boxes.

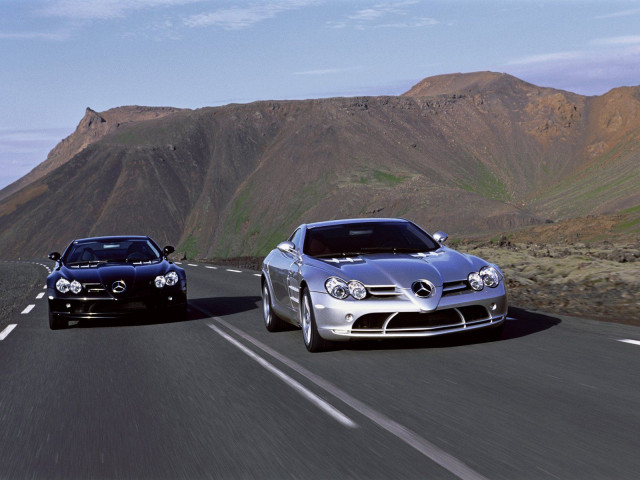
[60,261,170,295]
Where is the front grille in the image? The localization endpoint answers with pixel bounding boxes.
[442,280,471,296]
[352,305,491,332]
[365,285,400,297]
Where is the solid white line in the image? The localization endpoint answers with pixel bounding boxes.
[187,264,198,267]
[213,315,490,480]
[206,322,357,429]
[226,269,242,273]
[21,304,35,314]
[619,339,640,346]
[36,292,45,299]
[205,266,217,269]
[0,324,17,341]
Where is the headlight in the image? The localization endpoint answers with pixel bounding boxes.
[70,280,82,294]
[325,277,349,299]
[155,275,166,288]
[348,280,367,300]
[480,266,500,288]
[56,278,70,293]
[165,271,179,286]
[468,272,484,291]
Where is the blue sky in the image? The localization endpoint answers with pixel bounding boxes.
[1,0,640,189]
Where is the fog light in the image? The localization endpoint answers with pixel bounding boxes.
[65,303,71,309]
[168,296,173,301]
[490,303,497,311]
[345,314,354,322]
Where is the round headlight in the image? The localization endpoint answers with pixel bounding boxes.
[56,278,70,293]
[154,275,166,288]
[480,266,500,288]
[165,271,179,286]
[70,280,82,294]
[468,272,484,291]
[325,277,349,299]
[348,280,367,300]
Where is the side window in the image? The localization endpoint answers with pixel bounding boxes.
[288,228,302,249]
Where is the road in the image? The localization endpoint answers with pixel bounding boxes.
[1,260,639,479]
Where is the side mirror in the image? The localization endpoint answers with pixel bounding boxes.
[163,245,175,257]
[277,241,296,255]
[48,252,61,261]
[433,231,448,244]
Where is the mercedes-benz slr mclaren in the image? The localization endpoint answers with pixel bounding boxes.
[261,218,507,352]
[47,236,187,329]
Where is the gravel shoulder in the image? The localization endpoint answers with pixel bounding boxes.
[0,261,48,330]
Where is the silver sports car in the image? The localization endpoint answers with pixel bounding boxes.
[261,218,507,352]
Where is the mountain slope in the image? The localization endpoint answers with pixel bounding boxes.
[0,72,638,259]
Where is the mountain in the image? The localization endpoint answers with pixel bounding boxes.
[0,72,638,260]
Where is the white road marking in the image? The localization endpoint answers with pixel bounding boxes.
[619,339,640,346]
[253,274,261,277]
[175,262,182,264]
[21,304,35,314]
[226,269,242,273]
[206,321,357,429]
[194,303,489,480]
[187,264,198,267]
[0,324,17,341]
[205,266,217,269]
[36,292,45,299]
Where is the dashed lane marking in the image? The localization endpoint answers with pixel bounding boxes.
[226,269,242,273]
[187,264,198,267]
[21,305,35,314]
[0,324,17,341]
[36,292,45,299]
[205,266,217,269]
[175,262,182,265]
[619,339,640,346]
[253,274,261,277]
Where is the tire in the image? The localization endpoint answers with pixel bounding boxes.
[262,283,287,332]
[300,288,332,353]
[49,311,67,330]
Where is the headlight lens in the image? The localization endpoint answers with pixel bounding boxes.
[154,275,167,288]
[348,280,367,300]
[56,278,70,293]
[325,277,349,299]
[480,266,500,288]
[468,272,484,291]
[165,271,179,286]
[69,280,82,294]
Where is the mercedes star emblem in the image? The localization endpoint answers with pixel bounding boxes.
[411,280,434,298]
[112,280,127,294]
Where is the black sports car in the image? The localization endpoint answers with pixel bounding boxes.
[47,236,187,329]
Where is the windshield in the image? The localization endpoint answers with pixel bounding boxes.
[303,221,439,257]
[63,238,162,265]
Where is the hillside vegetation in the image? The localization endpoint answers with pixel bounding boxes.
[0,72,638,259]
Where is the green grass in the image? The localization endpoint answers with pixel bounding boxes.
[178,233,199,260]
[372,170,406,186]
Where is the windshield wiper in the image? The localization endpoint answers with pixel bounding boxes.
[66,260,108,267]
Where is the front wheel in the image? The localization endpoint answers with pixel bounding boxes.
[300,288,332,353]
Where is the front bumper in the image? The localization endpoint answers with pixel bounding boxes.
[308,286,507,341]
[48,291,187,320]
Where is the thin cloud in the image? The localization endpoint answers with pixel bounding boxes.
[595,7,640,19]
[0,31,71,41]
[508,51,586,65]
[592,35,640,46]
[329,1,437,30]
[293,67,356,75]
[39,0,203,20]
[184,0,321,30]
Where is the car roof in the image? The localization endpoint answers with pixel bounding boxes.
[305,217,409,229]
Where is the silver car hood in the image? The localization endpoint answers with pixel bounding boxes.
[307,248,483,287]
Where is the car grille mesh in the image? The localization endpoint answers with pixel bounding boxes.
[352,305,490,332]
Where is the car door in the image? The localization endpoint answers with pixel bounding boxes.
[268,228,303,312]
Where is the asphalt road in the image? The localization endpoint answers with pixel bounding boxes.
[1,260,639,479]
